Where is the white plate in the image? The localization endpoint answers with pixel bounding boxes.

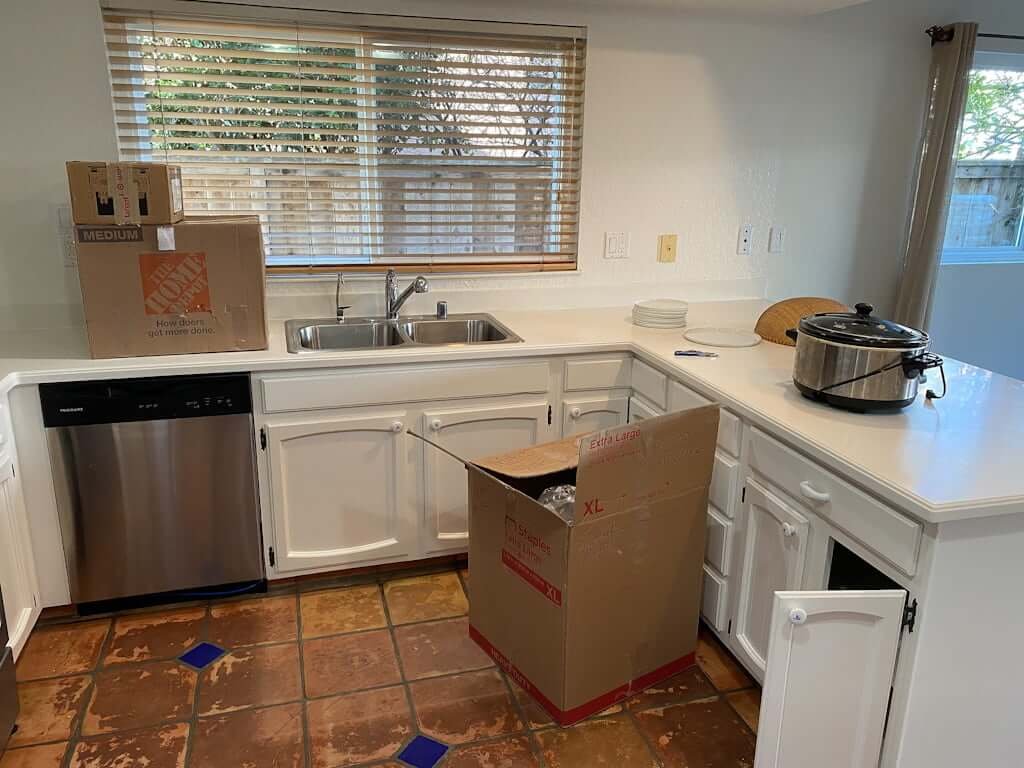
[635,298,689,313]
[683,327,762,348]
[633,320,687,328]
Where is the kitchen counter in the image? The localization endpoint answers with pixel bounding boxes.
[2,301,1022,525]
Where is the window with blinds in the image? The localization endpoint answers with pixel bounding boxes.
[102,10,586,273]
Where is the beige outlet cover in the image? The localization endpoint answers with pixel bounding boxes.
[657,234,678,263]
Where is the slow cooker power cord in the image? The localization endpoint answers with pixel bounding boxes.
[819,358,946,400]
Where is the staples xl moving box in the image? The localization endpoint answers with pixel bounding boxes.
[467,405,719,725]
[74,216,267,358]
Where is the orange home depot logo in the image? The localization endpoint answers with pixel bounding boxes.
[139,252,211,315]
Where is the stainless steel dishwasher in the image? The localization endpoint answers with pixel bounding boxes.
[41,374,264,607]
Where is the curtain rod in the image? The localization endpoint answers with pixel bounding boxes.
[978,33,1024,41]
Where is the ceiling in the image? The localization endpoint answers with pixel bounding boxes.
[570,0,873,16]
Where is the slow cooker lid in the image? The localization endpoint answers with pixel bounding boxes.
[799,303,929,348]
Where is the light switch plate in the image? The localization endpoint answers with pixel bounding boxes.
[604,231,629,259]
[769,226,786,253]
[657,234,678,263]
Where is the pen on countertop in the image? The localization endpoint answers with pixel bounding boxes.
[674,349,719,358]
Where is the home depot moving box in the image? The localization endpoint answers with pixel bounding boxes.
[73,216,267,358]
[467,406,719,726]
[67,161,185,225]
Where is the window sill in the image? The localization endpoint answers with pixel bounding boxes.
[941,247,1024,266]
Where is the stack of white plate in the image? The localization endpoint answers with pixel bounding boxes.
[632,299,689,328]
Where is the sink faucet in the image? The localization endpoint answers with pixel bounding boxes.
[335,273,351,322]
[385,269,429,319]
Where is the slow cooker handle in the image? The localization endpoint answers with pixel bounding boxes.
[785,328,798,342]
[855,302,874,317]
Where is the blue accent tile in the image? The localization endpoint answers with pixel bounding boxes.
[397,735,448,768]
[179,642,225,670]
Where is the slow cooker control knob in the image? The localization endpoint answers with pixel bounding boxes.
[854,302,874,317]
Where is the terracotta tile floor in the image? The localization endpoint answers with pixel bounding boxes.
[0,567,760,767]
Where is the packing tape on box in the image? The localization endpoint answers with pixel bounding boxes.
[157,225,176,251]
[108,162,141,226]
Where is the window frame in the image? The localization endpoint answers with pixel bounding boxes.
[101,1,587,277]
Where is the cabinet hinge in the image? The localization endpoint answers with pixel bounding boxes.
[902,598,918,633]
[259,427,267,450]
[268,547,276,567]
[547,405,552,425]
[741,486,746,503]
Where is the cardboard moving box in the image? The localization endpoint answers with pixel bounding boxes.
[67,161,185,225]
[74,216,267,358]
[463,405,719,726]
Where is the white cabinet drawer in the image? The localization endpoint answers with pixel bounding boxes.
[705,507,732,576]
[563,356,632,392]
[628,396,664,425]
[667,380,741,457]
[631,359,668,409]
[747,428,922,576]
[260,361,549,413]
[710,451,738,518]
[701,565,728,632]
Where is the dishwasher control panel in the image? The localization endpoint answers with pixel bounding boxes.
[40,373,252,427]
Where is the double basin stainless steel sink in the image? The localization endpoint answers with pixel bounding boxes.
[285,313,522,353]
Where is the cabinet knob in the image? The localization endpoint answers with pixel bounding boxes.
[570,407,581,419]
[430,419,442,432]
[391,421,403,433]
[781,522,797,537]
[789,608,808,625]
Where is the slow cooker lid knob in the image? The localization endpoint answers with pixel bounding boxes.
[854,302,874,318]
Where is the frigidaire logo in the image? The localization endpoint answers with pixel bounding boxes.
[76,226,143,243]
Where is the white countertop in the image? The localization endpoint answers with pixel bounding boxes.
[2,302,1022,525]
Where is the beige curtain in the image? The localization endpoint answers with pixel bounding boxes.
[894,22,978,329]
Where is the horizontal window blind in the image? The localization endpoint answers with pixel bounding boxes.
[102,10,586,273]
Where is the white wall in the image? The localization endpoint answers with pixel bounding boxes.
[930,264,1024,381]
[0,0,947,327]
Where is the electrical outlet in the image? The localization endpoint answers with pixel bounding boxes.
[769,226,786,253]
[657,234,678,263]
[737,224,753,256]
[604,231,629,259]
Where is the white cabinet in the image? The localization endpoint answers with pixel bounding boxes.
[421,402,551,554]
[627,395,663,424]
[262,413,415,573]
[0,461,39,657]
[561,394,629,437]
[755,590,905,768]
[733,479,810,679]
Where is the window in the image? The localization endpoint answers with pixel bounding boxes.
[942,51,1024,265]
[103,9,585,273]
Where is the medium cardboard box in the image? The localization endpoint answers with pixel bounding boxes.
[73,216,267,358]
[67,161,185,225]
[466,406,719,725]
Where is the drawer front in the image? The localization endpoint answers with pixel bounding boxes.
[631,359,668,409]
[701,565,728,632]
[563,356,632,392]
[261,361,550,413]
[705,507,732,576]
[667,380,741,457]
[747,428,922,576]
[710,451,739,518]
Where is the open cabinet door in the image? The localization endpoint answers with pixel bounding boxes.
[754,590,905,768]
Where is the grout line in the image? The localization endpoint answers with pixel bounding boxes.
[181,601,212,768]
[295,591,313,768]
[624,703,667,768]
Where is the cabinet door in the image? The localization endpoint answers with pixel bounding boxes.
[562,395,628,437]
[628,396,663,424]
[755,590,905,768]
[264,413,414,574]
[0,462,39,657]
[734,479,809,679]
[421,402,551,554]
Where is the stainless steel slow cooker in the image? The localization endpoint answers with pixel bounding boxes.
[785,303,945,412]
